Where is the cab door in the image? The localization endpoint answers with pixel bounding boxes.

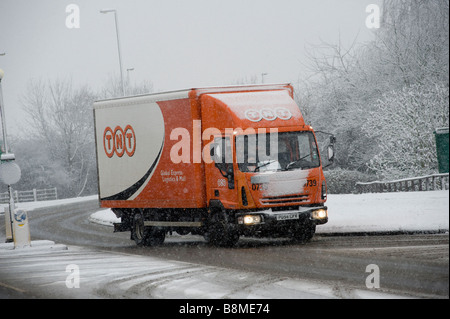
[204,135,239,210]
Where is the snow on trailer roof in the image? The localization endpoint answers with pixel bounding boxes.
[190,83,292,97]
[201,89,305,127]
[93,83,293,106]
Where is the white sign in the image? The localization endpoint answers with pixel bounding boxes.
[0,161,21,185]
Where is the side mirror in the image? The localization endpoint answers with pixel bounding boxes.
[323,135,336,168]
[327,145,335,162]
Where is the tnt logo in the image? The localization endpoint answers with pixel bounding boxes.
[103,125,136,158]
[244,107,292,122]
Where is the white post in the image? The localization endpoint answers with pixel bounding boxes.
[12,209,31,249]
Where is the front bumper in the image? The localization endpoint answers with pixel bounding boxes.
[235,206,328,236]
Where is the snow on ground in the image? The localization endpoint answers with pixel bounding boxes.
[320,190,449,233]
[87,190,449,233]
[0,195,98,214]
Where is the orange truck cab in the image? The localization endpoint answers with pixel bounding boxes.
[93,84,335,246]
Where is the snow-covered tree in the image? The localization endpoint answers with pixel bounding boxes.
[296,0,449,178]
[363,83,449,179]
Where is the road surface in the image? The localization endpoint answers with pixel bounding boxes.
[0,203,448,299]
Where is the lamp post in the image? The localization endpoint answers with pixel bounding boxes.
[100,9,125,96]
[0,69,22,244]
[0,68,8,154]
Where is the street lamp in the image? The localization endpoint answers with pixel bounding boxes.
[126,67,134,94]
[261,73,268,84]
[126,67,134,79]
[100,9,125,96]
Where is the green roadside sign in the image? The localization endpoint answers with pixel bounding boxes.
[434,127,449,173]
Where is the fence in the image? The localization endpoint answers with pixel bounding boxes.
[355,173,449,193]
[0,187,58,204]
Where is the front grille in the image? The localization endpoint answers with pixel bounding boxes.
[261,194,310,205]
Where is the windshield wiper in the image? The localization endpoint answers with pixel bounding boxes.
[284,154,310,171]
[254,160,277,172]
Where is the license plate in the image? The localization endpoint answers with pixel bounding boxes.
[276,212,299,221]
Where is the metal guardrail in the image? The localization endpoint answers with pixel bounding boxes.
[356,173,449,193]
[0,187,58,204]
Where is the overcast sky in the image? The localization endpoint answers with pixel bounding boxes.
[0,0,381,135]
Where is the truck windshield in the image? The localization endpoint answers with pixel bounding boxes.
[236,131,320,172]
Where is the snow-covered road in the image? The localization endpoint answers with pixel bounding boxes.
[1,241,418,299]
[0,190,448,300]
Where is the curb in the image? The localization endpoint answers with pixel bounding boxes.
[0,240,68,254]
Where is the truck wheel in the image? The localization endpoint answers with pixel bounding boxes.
[291,220,316,244]
[132,212,165,246]
[204,214,239,247]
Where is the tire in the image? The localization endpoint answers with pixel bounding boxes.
[132,211,165,246]
[204,213,239,247]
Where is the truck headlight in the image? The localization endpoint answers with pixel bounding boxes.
[312,209,327,220]
[238,215,261,225]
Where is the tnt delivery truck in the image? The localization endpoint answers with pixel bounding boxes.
[93,84,335,246]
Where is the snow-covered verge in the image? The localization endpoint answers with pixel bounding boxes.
[88,190,449,234]
[320,190,449,233]
[0,195,98,214]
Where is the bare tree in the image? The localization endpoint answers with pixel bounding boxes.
[297,36,380,170]
[21,78,97,197]
[376,0,449,87]
[99,73,153,99]
[232,75,259,85]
